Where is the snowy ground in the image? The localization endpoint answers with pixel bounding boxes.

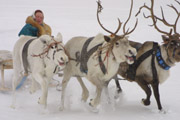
[0,0,180,120]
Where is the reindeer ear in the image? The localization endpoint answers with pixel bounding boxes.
[162,35,169,43]
[39,35,49,44]
[104,35,111,42]
[56,32,63,42]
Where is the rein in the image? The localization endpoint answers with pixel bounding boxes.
[31,38,64,58]
[97,49,110,74]
[31,37,66,75]
[93,41,116,74]
[96,47,114,74]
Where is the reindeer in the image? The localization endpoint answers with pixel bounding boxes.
[114,0,180,112]
[59,0,137,111]
[12,33,69,108]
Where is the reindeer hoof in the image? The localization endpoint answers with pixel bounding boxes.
[84,102,99,113]
[10,105,16,109]
[89,99,96,107]
[89,100,93,107]
[142,99,150,106]
[159,109,166,114]
[117,88,122,93]
[38,97,47,106]
[114,91,121,100]
[29,89,36,94]
[59,106,64,111]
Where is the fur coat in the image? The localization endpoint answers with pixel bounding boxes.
[19,16,51,37]
[26,16,51,36]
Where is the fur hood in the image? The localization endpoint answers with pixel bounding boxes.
[26,16,51,37]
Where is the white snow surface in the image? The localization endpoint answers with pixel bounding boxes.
[0,0,180,120]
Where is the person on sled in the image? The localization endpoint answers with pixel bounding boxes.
[18,9,51,37]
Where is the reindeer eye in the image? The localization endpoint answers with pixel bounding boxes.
[115,42,119,46]
[55,44,57,48]
[51,46,56,49]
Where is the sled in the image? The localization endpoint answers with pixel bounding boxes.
[0,50,13,91]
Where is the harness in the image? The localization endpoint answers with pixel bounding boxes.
[127,42,171,82]
[22,38,37,75]
[98,50,107,74]
[75,37,107,74]
[16,38,36,90]
[156,47,171,70]
[17,37,63,90]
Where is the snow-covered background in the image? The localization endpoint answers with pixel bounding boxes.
[0,0,180,120]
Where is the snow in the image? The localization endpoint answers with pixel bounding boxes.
[0,0,180,120]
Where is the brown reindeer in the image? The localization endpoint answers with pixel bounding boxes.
[114,0,180,112]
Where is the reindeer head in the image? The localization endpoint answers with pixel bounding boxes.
[35,33,69,70]
[136,0,180,63]
[162,34,180,63]
[96,0,137,64]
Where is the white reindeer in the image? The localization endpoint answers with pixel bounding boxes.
[60,0,137,111]
[12,33,69,108]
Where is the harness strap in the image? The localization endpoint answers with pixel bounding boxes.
[127,42,159,80]
[98,50,107,74]
[151,42,158,83]
[22,38,36,75]
[173,47,177,58]
[79,37,104,74]
[127,47,154,80]
[127,42,171,84]
[80,37,94,74]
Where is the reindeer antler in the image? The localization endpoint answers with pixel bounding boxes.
[136,0,180,37]
[123,0,138,36]
[97,0,138,38]
[97,0,122,36]
[167,1,180,35]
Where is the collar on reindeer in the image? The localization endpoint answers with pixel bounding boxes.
[156,47,171,70]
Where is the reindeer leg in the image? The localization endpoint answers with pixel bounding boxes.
[33,72,48,108]
[112,75,124,100]
[76,76,89,102]
[1,65,5,89]
[151,81,162,110]
[104,81,111,104]
[89,85,103,108]
[114,75,122,93]
[59,74,71,111]
[136,78,151,106]
[29,76,37,94]
[11,70,24,108]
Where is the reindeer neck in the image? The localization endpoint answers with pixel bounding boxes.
[160,45,175,67]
